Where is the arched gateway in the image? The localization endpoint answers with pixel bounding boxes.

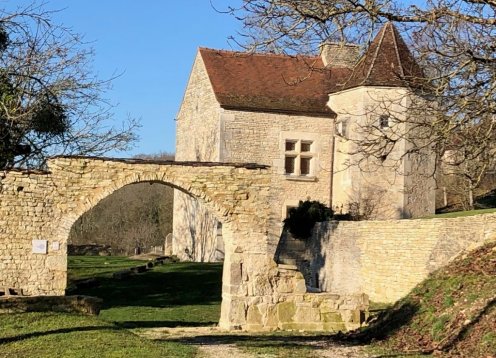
[0,156,367,331]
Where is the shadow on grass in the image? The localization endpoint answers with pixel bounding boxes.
[71,264,223,309]
[116,320,218,329]
[348,301,420,344]
[165,334,349,345]
[160,301,420,344]
[0,325,118,345]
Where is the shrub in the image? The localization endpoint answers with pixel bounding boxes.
[283,200,333,240]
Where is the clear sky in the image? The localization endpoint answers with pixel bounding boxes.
[10,1,425,158]
[43,0,243,157]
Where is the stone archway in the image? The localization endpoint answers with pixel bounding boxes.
[0,156,282,329]
[0,155,367,331]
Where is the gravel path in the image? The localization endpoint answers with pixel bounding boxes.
[136,327,370,358]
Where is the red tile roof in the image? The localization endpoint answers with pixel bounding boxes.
[199,23,423,114]
[199,48,351,116]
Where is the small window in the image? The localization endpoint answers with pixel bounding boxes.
[379,115,390,129]
[285,140,296,151]
[283,138,315,177]
[285,156,296,174]
[285,206,296,218]
[300,157,311,175]
[301,141,312,152]
[337,120,348,136]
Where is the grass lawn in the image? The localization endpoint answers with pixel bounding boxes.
[422,207,496,219]
[70,258,223,328]
[68,256,146,281]
[0,257,224,357]
[0,312,196,358]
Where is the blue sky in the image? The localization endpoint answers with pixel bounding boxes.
[44,0,243,156]
[10,1,425,157]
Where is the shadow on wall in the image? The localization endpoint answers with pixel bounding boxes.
[275,221,362,294]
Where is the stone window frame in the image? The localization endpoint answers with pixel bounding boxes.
[280,131,320,180]
[335,117,349,137]
[281,199,300,220]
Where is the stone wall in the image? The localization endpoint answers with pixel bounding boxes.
[220,109,334,215]
[242,264,368,331]
[173,48,336,261]
[173,51,223,261]
[292,214,496,303]
[0,156,369,331]
[328,86,436,219]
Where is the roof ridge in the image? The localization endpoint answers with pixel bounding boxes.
[198,47,321,61]
[389,24,405,78]
[364,23,388,83]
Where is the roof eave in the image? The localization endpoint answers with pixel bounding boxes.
[220,104,335,118]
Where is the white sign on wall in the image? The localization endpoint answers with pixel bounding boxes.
[32,239,48,254]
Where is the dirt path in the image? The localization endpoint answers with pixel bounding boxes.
[136,327,369,358]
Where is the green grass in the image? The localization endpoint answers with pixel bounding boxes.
[68,256,146,281]
[70,259,223,327]
[0,312,197,358]
[0,257,225,357]
[422,207,496,219]
[481,332,496,348]
[367,242,496,357]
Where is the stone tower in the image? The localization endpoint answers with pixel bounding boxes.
[328,23,436,219]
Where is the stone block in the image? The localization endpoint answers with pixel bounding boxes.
[277,301,296,323]
[294,306,320,323]
[280,322,321,331]
[322,321,347,332]
[246,305,262,325]
[294,279,307,294]
[230,262,242,286]
[263,304,278,328]
[275,278,294,294]
[321,311,343,323]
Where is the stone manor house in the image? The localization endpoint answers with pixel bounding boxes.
[173,23,436,262]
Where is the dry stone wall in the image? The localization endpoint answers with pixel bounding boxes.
[301,214,496,303]
[0,156,368,331]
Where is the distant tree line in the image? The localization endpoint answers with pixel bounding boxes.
[69,152,174,255]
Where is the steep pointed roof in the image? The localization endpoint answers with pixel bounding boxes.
[341,22,425,90]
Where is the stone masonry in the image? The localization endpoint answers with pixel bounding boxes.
[0,155,367,331]
[173,24,438,262]
[278,213,496,303]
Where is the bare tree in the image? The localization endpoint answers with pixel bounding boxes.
[0,2,139,169]
[223,0,496,192]
[69,152,175,255]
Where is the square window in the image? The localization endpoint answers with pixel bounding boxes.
[285,156,296,174]
[285,141,296,151]
[282,137,316,177]
[301,141,312,152]
[379,115,390,129]
[300,157,311,175]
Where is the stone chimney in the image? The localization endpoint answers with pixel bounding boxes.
[319,42,360,68]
